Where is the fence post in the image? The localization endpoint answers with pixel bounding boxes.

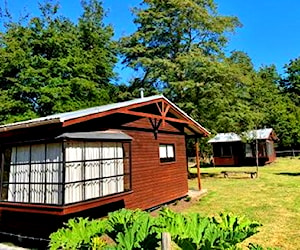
[292,148,295,158]
[161,232,171,250]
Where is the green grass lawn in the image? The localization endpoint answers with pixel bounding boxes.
[187,157,300,250]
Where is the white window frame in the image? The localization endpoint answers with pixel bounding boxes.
[1,140,131,205]
[159,144,175,163]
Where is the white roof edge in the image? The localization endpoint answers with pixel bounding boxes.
[161,96,210,135]
[244,128,274,140]
[58,94,164,122]
[0,118,62,132]
[0,94,209,135]
[208,128,275,143]
[0,95,163,132]
[208,132,241,143]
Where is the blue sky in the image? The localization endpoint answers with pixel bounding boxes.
[2,0,300,82]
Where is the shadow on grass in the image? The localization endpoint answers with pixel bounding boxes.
[188,172,219,179]
[275,172,300,176]
[189,162,214,168]
[188,171,258,180]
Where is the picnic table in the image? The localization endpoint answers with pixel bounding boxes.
[221,171,257,178]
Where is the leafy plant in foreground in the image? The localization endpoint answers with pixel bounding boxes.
[49,217,108,250]
[106,209,160,249]
[158,208,261,249]
[213,213,261,246]
[49,208,261,249]
[248,243,280,250]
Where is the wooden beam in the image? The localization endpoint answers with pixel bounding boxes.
[63,109,119,127]
[156,102,162,114]
[161,104,171,127]
[119,109,192,125]
[148,118,162,139]
[195,138,201,190]
[163,104,171,116]
[148,118,162,130]
[62,98,164,127]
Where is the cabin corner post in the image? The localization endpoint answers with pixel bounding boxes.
[61,140,66,206]
[0,150,4,201]
[195,137,201,191]
[129,142,132,191]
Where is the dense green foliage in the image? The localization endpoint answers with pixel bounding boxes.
[281,57,300,106]
[120,0,300,150]
[49,208,261,249]
[0,0,117,123]
[0,0,299,149]
[49,217,108,249]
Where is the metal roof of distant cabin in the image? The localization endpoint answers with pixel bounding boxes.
[0,95,210,136]
[208,128,275,143]
[244,128,274,140]
[208,132,241,143]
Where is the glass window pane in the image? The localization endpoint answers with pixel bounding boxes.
[159,145,167,158]
[245,144,253,157]
[221,145,232,157]
[160,144,175,163]
[167,145,174,158]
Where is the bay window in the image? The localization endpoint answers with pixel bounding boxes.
[0,131,132,205]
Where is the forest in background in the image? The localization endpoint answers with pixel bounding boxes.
[0,0,299,150]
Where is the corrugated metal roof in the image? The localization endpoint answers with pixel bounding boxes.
[0,95,162,131]
[56,130,133,141]
[0,95,210,136]
[208,133,241,143]
[244,128,273,140]
[208,128,274,143]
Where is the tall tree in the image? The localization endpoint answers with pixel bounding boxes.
[120,0,241,89]
[119,0,300,151]
[258,65,300,149]
[0,0,117,123]
[281,57,300,106]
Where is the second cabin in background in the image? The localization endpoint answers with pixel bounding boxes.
[208,128,278,166]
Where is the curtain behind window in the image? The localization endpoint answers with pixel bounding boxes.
[8,143,62,204]
[65,142,124,204]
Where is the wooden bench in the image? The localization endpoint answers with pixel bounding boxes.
[221,171,257,178]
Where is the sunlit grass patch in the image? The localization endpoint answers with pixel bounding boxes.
[187,157,300,249]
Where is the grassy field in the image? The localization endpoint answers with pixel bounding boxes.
[186,157,300,249]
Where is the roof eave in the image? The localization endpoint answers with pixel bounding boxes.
[161,96,210,136]
[0,118,62,133]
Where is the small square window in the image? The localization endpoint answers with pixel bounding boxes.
[159,144,175,163]
[221,145,232,157]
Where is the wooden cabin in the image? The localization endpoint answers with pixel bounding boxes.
[0,95,209,240]
[208,128,277,166]
[208,133,243,166]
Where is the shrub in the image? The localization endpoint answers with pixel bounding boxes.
[184,196,192,202]
[106,209,160,249]
[49,217,108,250]
[158,208,261,249]
[49,208,262,249]
[248,243,280,250]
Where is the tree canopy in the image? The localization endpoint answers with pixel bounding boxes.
[281,57,300,106]
[119,0,300,150]
[120,0,241,88]
[0,0,117,123]
[0,0,299,150]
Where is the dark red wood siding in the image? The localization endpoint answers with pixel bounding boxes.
[213,156,239,166]
[265,140,276,164]
[0,116,189,239]
[123,130,188,210]
[118,117,188,209]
